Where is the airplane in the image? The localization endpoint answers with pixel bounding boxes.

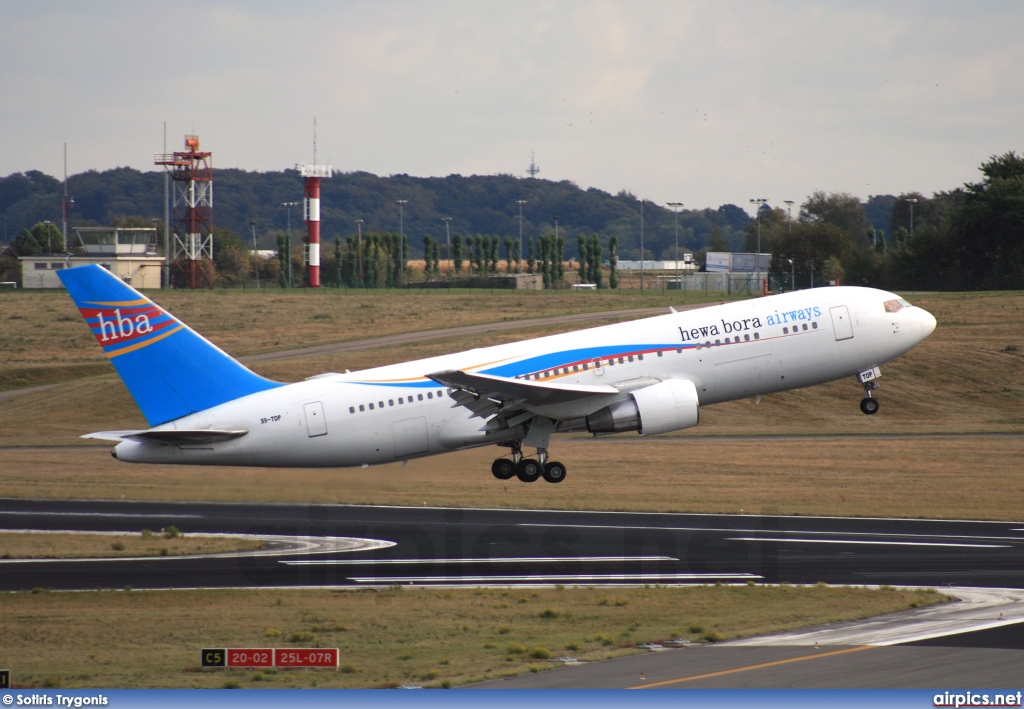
[58,264,936,484]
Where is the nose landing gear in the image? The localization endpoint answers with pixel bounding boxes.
[857,367,881,415]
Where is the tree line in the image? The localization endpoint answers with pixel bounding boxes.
[2,152,1022,291]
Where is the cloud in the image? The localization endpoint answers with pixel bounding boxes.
[1,0,1022,210]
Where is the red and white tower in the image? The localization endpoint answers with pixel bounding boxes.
[155,135,214,289]
[299,163,331,288]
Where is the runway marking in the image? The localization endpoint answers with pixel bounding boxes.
[728,537,1008,549]
[348,573,761,584]
[519,523,1022,544]
[280,555,678,566]
[630,645,874,688]
[0,511,203,519]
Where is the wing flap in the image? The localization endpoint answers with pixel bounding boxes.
[428,369,618,406]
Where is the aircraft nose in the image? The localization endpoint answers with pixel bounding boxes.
[919,309,937,339]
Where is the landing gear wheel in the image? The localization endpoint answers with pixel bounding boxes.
[542,461,567,484]
[491,458,516,480]
[515,459,542,483]
[860,397,880,415]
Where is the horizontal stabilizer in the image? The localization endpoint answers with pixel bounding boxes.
[427,369,618,406]
[81,431,145,442]
[82,429,248,445]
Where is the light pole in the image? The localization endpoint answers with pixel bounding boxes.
[750,198,768,293]
[516,199,527,273]
[441,217,452,273]
[787,258,794,293]
[905,197,918,241]
[396,200,408,270]
[667,202,683,289]
[552,215,560,287]
[250,220,260,289]
[639,199,645,292]
[354,219,364,285]
[282,201,298,288]
[784,200,794,233]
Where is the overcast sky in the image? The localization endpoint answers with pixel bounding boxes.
[2,1,1022,213]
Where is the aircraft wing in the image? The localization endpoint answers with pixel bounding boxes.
[428,369,618,405]
[82,429,248,445]
[427,369,622,431]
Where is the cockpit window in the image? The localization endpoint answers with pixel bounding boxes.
[883,298,911,313]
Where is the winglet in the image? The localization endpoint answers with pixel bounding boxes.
[58,265,281,426]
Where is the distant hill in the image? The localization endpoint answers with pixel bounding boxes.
[0,167,753,259]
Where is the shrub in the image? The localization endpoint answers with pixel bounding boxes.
[688,623,703,634]
[529,647,551,660]
[163,526,181,539]
[506,643,527,655]
[288,631,315,643]
[265,628,281,637]
[565,641,580,651]
[539,608,559,618]
[110,541,126,551]
[702,630,725,642]
[340,664,358,674]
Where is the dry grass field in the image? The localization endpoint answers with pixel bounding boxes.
[0,531,263,559]
[1,289,1022,518]
[2,434,1019,519]
[0,585,944,689]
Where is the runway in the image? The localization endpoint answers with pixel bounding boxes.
[3,498,1023,687]
[2,498,1023,592]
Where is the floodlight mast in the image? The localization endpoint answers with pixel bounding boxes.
[667,202,684,287]
[750,198,769,294]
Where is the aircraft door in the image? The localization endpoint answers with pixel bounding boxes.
[393,417,428,458]
[830,305,854,341]
[303,401,328,437]
[592,357,604,376]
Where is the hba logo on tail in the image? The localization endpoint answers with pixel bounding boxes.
[80,301,182,357]
[96,308,154,341]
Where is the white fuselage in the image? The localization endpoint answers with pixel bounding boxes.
[112,287,935,467]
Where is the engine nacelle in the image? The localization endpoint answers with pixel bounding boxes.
[586,378,699,435]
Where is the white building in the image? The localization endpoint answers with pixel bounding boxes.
[20,227,163,289]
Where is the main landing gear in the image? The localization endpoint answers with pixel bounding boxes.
[491,442,567,484]
[857,367,881,415]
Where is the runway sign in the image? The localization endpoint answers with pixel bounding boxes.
[227,649,274,668]
[275,649,340,668]
[200,649,226,667]
[200,648,339,668]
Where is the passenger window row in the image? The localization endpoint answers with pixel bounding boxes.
[350,389,447,414]
[783,322,817,335]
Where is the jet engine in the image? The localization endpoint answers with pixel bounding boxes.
[586,378,699,435]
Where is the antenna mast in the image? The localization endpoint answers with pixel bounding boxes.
[527,152,540,178]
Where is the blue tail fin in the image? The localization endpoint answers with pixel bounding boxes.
[58,265,281,426]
